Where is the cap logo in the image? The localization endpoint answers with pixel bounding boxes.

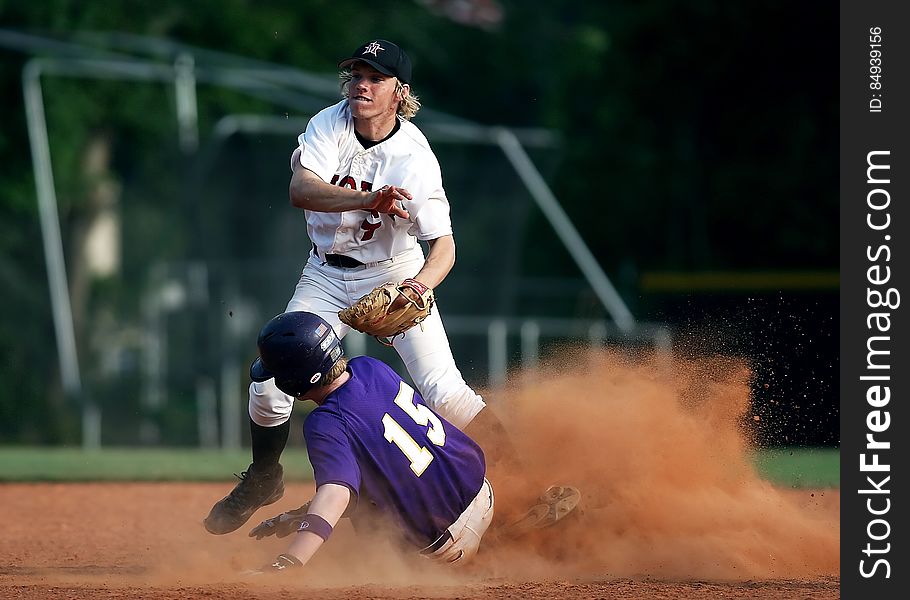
[315,323,328,337]
[309,372,322,384]
[362,41,385,56]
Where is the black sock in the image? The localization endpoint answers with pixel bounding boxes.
[250,419,290,471]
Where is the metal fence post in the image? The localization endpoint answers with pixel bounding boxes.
[520,320,540,371]
[488,320,508,388]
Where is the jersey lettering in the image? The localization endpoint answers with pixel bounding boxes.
[361,211,382,241]
[328,174,384,241]
[338,175,357,189]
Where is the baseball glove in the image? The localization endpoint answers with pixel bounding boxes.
[339,278,434,345]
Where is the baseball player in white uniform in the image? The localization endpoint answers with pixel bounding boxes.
[205,39,498,536]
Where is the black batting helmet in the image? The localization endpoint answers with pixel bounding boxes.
[249,312,344,397]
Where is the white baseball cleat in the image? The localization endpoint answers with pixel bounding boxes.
[507,485,581,533]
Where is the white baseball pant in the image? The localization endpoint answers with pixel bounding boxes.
[422,477,494,566]
[248,244,486,430]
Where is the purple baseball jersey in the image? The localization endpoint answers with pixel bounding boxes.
[303,356,486,547]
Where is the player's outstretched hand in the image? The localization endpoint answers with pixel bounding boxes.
[368,185,411,219]
[241,553,303,576]
[248,503,311,540]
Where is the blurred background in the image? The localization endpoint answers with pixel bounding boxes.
[0,1,837,451]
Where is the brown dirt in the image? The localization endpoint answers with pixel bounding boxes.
[0,351,840,599]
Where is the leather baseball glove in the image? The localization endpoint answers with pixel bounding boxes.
[339,278,434,345]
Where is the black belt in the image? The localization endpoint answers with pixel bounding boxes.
[314,245,365,268]
[324,253,365,268]
[419,529,453,555]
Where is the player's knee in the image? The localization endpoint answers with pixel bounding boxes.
[248,403,292,428]
[248,381,294,427]
[431,391,486,430]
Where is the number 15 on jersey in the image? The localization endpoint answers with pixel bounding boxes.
[382,382,446,476]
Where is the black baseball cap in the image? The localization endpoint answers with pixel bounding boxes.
[338,39,412,84]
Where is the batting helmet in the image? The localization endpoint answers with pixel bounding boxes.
[249,311,344,397]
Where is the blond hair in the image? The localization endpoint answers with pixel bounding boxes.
[318,356,349,387]
[339,71,421,120]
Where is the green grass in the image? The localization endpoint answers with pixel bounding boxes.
[0,446,839,487]
[751,447,840,488]
[0,447,313,482]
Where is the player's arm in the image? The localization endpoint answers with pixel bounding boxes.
[387,235,455,313]
[289,151,410,218]
[276,483,351,568]
[412,235,455,289]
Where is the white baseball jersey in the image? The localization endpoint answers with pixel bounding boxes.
[294,100,453,262]
[249,99,486,431]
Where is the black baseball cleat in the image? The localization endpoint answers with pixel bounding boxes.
[204,463,285,535]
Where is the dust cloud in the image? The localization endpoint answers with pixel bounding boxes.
[475,348,839,581]
[144,349,838,588]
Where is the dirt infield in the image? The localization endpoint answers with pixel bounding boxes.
[0,483,837,599]
[1,352,840,598]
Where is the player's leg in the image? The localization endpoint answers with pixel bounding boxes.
[284,262,351,335]
[204,264,348,535]
[426,478,494,565]
[245,263,350,467]
[203,380,290,535]
[391,309,485,429]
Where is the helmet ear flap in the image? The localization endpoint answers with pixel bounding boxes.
[274,375,309,397]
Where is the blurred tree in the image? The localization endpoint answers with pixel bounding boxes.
[0,0,837,444]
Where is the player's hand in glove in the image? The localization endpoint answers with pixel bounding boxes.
[242,553,303,576]
[248,502,311,540]
[366,185,411,219]
[338,278,434,345]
